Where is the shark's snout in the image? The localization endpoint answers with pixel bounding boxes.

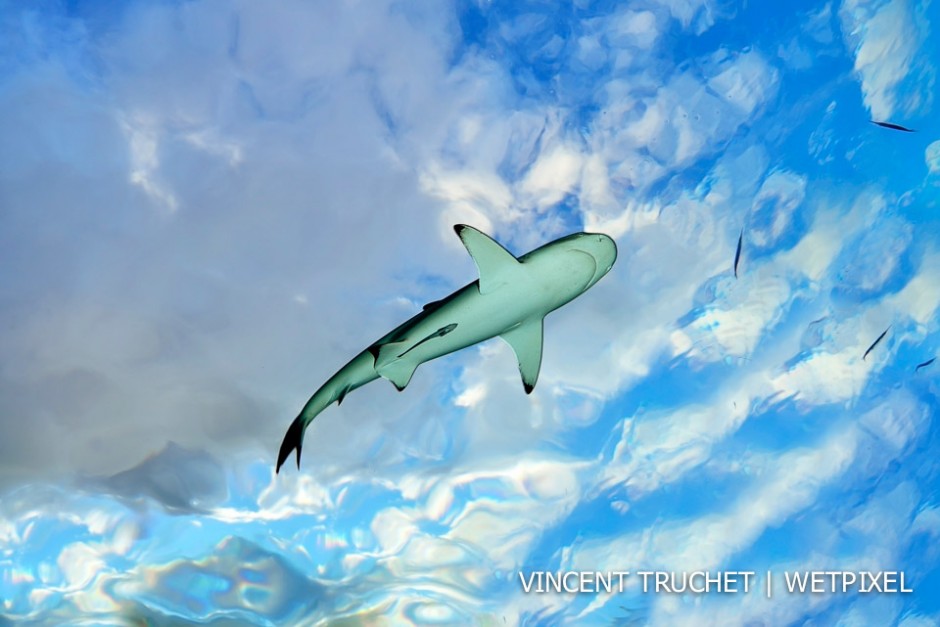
[579,233,617,286]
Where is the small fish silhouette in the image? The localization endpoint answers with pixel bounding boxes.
[862,326,890,361]
[871,120,915,132]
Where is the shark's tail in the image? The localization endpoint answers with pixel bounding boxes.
[274,388,336,474]
[276,384,332,474]
[276,350,381,474]
[276,414,306,474]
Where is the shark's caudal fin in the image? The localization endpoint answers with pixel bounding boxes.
[276,414,305,474]
[276,351,381,473]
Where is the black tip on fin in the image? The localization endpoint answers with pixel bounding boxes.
[276,415,305,474]
[393,382,406,392]
[454,224,467,235]
[524,382,535,394]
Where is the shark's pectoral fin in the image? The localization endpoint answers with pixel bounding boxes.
[377,360,418,391]
[501,318,544,394]
[454,224,522,294]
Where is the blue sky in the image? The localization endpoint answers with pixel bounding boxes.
[2,0,940,624]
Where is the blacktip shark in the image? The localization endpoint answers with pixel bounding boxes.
[276,224,617,473]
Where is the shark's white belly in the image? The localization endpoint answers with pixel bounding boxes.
[383,282,531,367]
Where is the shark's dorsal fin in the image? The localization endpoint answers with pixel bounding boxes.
[501,318,544,394]
[454,224,521,294]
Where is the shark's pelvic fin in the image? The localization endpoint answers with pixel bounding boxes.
[369,341,409,370]
[454,224,521,294]
[370,323,458,372]
[371,324,457,390]
[501,318,544,394]
[377,360,418,391]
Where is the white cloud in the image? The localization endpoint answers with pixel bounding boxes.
[609,10,662,50]
[887,249,940,325]
[599,373,766,497]
[748,170,807,249]
[839,0,933,119]
[583,48,778,207]
[686,272,793,356]
[519,143,584,210]
[571,391,926,624]
[0,0,467,482]
[708,49,779,116]
[773,345,869,404]
[927,140,940,174]
[655,0,719,34]
[421,165,511,227]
